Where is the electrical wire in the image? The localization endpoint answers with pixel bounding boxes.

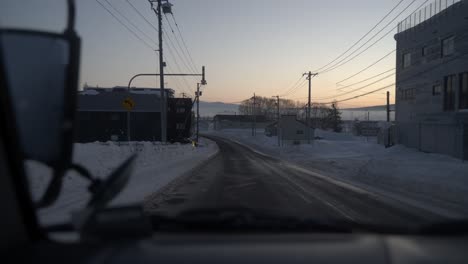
[164,14,196,73]
[103,0,157,45]
[281,78,308,97]
[320,44,468,104]
[95,0,155,50]
[277,76,304,96]
[336,49,396,84]
[126,0,158,31]
[312,0,406,72]
[337,68,395,91]
[316,72,395,100]
[170,13,200,74]
[318,0,424,74]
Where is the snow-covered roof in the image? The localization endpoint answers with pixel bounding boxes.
[80,86,174,97]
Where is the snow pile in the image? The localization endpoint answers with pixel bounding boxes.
[27,139,218,225]
[210,129,468,217]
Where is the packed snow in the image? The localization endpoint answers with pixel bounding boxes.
[209,129,468,218]
[26,139,218,225]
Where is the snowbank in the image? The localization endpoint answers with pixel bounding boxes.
[27,139,218,225]
[210,129,468,218]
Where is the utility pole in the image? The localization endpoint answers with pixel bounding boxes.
[303,71,318,144]
[386,91,390,122]
[147,1,206,144]
[273,95,280,146]
[195,83,201,143]
[154,0,167,142]
[252,93,256,136]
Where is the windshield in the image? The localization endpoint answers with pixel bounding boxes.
[2,0,468,235]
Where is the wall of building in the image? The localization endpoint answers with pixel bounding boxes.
[76,91,192,142]
[167,98,193,141]
[278,116,314,145]
[75,111,161,142]
[394,1,468,159]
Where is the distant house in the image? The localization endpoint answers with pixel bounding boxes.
[76,86,192,143]
[213,114,269,130]
[278,115,314,145]
[265,121,278,137]
[394,0,468,159]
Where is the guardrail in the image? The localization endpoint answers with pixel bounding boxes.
[397,0,462,33]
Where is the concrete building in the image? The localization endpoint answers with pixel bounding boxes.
[213,115,270,130]
[75,87,192,143]
[278,115,314,145]
[394,0,468,160]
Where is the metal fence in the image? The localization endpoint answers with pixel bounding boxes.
[397,0,463,33]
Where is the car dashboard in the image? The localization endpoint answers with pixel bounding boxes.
[9,233,468,264]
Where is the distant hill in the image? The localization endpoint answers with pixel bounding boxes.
[199,101,239,117]
[341,104,395,111]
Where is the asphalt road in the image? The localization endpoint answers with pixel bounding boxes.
[145,135,442,227]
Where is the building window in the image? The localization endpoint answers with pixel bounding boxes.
[296,130,304,135]
[442,36,455,57]
[460,72,468,109]
[402,88,415,100]
[402,52,411,68]
[422,46,429,57]
[444,75,456,111]
[432,84,441,96]
[176,123,185,130]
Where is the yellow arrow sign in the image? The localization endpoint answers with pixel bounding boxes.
[122,97,135,111]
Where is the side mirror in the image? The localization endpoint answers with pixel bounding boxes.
[0,0,81,208]
[0,30,80,170]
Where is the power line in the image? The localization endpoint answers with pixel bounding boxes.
[320,44,468,104]
[318,0,423,74]
[312,0,406,72]
[322,84,395,105]
[162,35,196,93]
[121,0,193,95]
[336,49,396,84]
[165,62,194,95]
[95,0,155,50]
[170,13,200,74]
[279,76,305,96]
[281,78,308,97]
[125,0,158,31]
[164,14,197,73]
[103,0,157,45]
[316,72,395,100]
[162,25,199,83]
[337,68,395,91]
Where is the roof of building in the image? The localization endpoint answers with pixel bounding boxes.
[78,87,176,112]
[81,86,175,97]
[396,0,462,34]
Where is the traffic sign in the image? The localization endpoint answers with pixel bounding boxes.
[122,97,135,111]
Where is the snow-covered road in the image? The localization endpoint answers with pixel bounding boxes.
[207,129,468,218]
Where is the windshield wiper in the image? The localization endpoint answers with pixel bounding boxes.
[150,207,353,233]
